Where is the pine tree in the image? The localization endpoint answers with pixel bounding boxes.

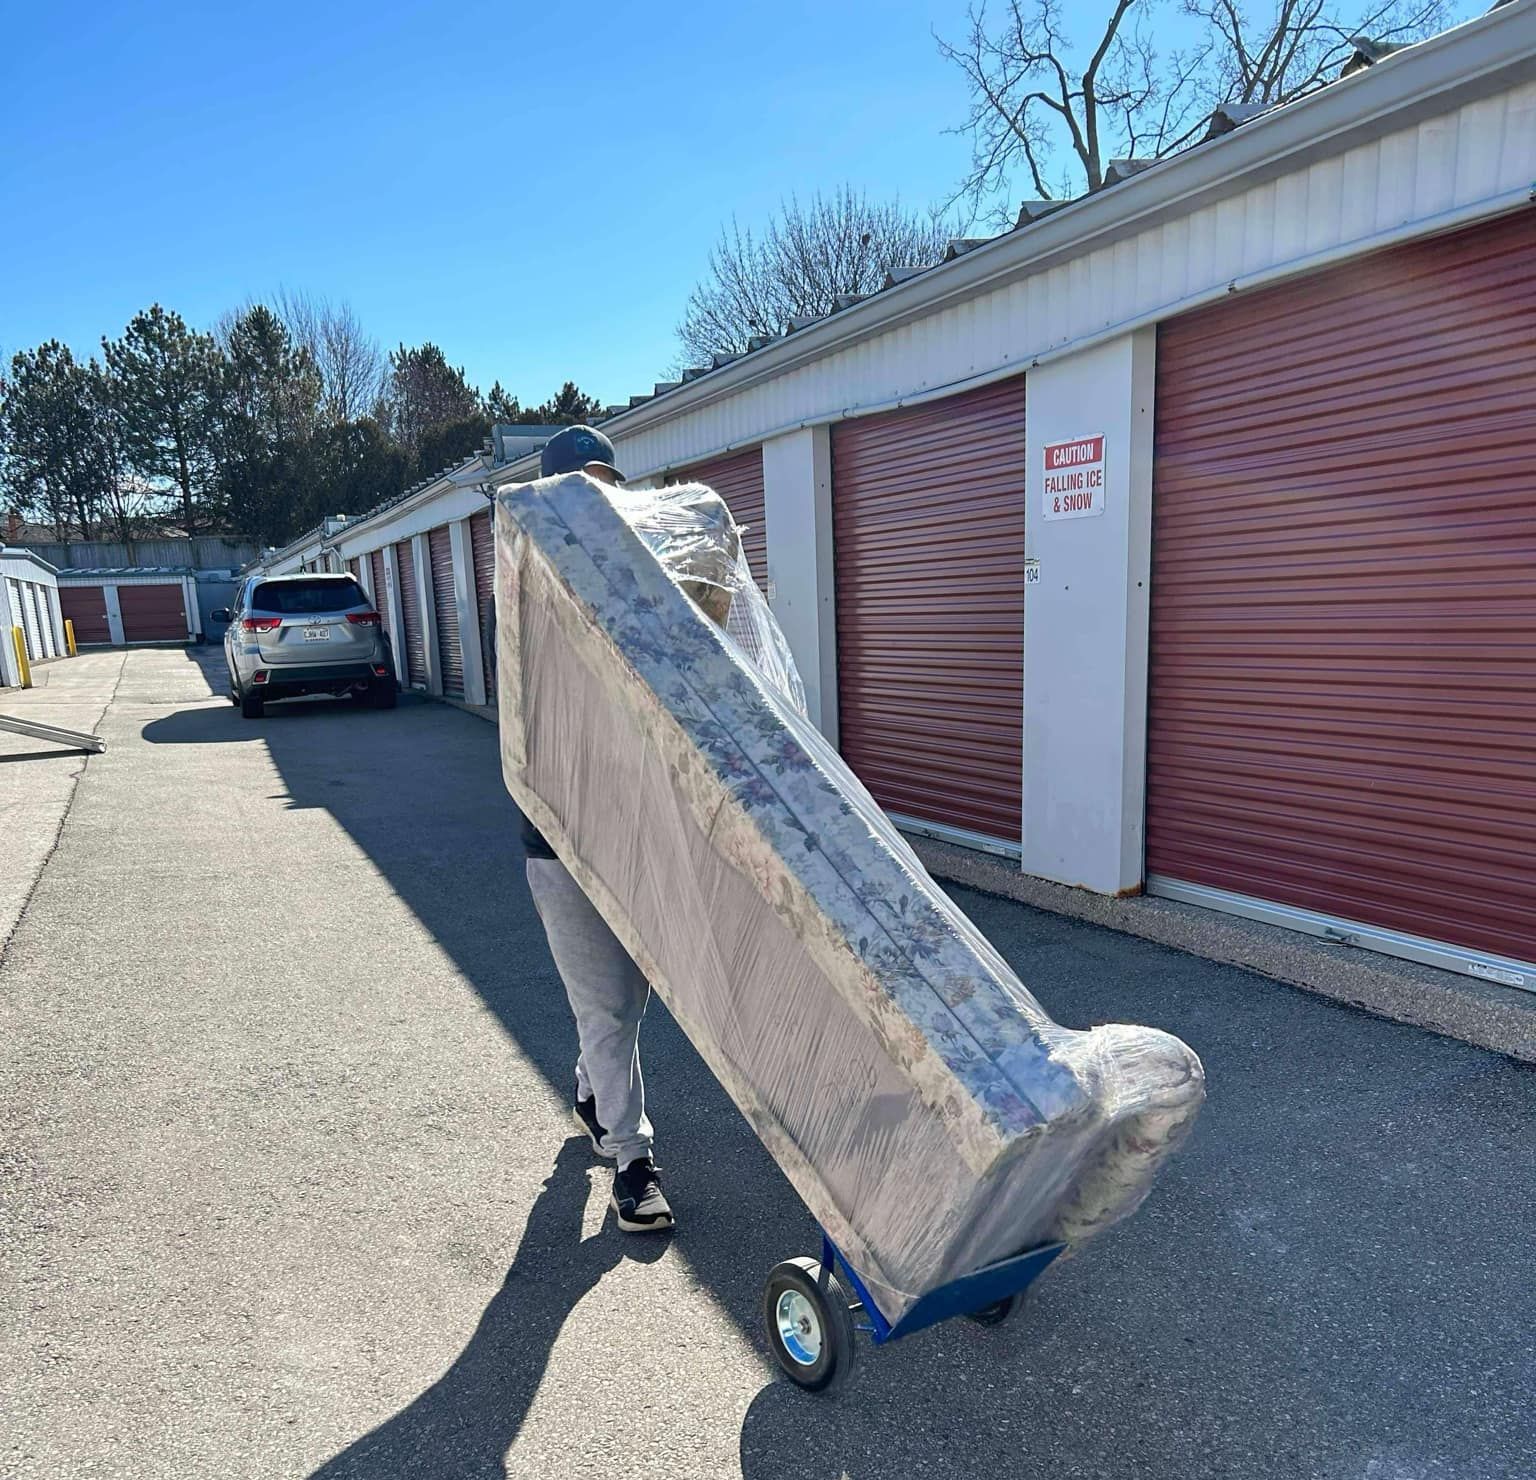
[102,305,221,535]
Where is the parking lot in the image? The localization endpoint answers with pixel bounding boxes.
[3,646,1533,1479]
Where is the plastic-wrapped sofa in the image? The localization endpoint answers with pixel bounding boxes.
[497,472,1204,1325]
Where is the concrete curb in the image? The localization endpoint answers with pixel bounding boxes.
[908,835,1536,1066]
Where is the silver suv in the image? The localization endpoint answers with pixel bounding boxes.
[216,573,397,719]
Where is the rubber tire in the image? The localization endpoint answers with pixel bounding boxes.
[226,666,240,705]
[240,688,265,719]
[967,1293,1022,1328]
[762,1258,856,1394]
[368,678,398,710]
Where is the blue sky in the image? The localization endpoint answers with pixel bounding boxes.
[0,2,1479,408]
[0,0,990,408]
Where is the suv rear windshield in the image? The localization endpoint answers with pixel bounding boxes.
[251,578,370,615]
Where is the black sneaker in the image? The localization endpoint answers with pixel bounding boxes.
[571,1093,614,1158]
[611,1158,674,1234]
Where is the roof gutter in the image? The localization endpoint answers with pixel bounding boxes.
[597,2,1534,441]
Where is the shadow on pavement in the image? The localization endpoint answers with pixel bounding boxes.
[310,1140,667,1480]
[144,652,1536,1480]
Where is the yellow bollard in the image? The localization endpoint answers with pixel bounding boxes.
[65,618,78,657]
[11,626,32,688]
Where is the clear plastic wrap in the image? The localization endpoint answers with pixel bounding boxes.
[497,472,1204,1323]
[615,481,807,717]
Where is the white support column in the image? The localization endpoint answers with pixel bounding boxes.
[183,575,202,641]
[450,518,487,707]
[381,549,407,684]
[103,585,126,647]
[1021,328,1156,894]
[762,425,839,745]
[411,532,441,695]
[358,553,376,606]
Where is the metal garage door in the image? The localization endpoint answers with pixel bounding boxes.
[428,525,464,697]
[35,587,58,657]
[831,376,1027,849]
[684,448,768,593]
[393,541,427,688]
[21,584,46,659]
[118,583,186,642]
[59,585,111,645]
[1147,209,1536,978]
[9,579,39,660]
[471,509,496,704]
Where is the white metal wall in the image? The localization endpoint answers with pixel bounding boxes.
[608,72,1535,480]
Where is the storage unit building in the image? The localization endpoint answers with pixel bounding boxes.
[240,8,1535,989]
[0,548,65,685]
[52,569,200,648]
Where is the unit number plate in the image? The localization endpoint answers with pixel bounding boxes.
[303,626,331,642]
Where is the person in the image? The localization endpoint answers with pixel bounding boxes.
[518,424,674,1234]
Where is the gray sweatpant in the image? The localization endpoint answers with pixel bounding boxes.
[525,858,654,1168]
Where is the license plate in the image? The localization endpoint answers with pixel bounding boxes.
[303,626,331,642]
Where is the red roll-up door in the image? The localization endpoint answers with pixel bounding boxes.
[470,508,496,703]
[118,583,187,642]
[368,549,387,610]
[393,540,427,687]
[428,525,464,697]
[1147,209,1536,969]
[684,448,767,593]
[59,585,111,645]
[831,376,1027,846]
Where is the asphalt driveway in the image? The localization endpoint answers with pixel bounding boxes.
[2,647,1532,1478]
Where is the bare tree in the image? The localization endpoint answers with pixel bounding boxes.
[940,0,1455,219]
[677,187,954,364]
[275,290,385,425]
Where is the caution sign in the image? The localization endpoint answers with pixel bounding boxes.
[1042,434,1105,521]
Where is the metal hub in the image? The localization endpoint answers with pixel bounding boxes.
[775,1289,823,1366]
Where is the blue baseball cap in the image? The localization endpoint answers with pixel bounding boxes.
[540,425,625,482]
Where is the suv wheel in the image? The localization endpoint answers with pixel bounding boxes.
[367,677,398,710]
[240,687,265,719]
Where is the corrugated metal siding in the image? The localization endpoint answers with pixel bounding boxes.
[682,448,768,592]
[394,540,427,687]
[118,583,186,641]
[470,509,496,703]
[609,80,1534,480]
[25,536,261,570]
[1148,209,1536,966]
[59,585,111,644]
[11,580,40,660]
[428,525,464,697]
[24,584,49,659]
[832,376,1027,843]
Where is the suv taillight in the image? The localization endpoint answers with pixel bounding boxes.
[347,612,382,626]
[242,617,281,632]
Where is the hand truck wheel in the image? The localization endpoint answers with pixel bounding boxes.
[762,1257,857,1393]
[967,1292,1022,1327]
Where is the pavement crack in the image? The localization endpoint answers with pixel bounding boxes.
[0,651,129,972]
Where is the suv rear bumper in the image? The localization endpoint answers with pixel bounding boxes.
[255,662,387,699]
